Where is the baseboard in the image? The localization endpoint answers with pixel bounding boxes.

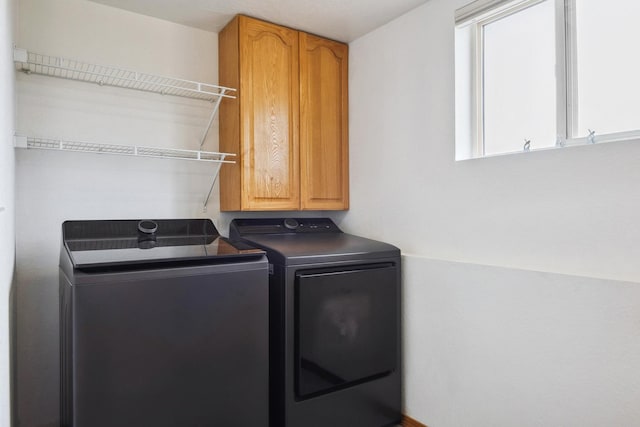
[402,414,428,427]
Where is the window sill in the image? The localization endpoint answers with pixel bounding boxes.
[456,133,640,162]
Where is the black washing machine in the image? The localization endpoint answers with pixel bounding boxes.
[229,218,401,427]
[59,219,269,427]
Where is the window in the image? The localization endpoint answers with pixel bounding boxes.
[455,0,640,159]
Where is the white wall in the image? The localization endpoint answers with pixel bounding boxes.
[1,0,16,424]
[14,0,219,424]
[345,0,640,425]
[403,255,640,426]
[346,0,640,284]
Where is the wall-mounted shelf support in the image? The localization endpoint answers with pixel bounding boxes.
[203,161,225,212]
[200,95,224,150]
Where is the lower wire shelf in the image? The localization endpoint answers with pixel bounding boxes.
[14,135,235,163]
[14,135,235,210]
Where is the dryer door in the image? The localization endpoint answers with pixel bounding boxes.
[294,263,398,399]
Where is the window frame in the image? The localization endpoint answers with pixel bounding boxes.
[456,0,640,159]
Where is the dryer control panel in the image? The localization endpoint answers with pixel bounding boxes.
[229,218,341,239]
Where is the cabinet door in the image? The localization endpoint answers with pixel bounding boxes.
[240,17,300,210]
[299,33,349,210]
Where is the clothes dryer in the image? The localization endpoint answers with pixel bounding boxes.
[230,217,401,427]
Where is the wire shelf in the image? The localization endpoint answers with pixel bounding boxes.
[15,136,236,164]
[15,135,233,210]
[14,48,236,102]
[13,47,237,210]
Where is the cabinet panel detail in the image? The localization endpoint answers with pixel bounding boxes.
[299,33,349,210]
[246,32,296,202]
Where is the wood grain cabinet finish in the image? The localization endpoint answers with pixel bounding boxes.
[299,32,349,210]
[219,15,348,211]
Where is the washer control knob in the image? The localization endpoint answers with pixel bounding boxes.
[283,218,299,230]
[138,220,158,235]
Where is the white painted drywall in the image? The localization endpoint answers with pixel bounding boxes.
[402,255,640,426]
[345,1,640,425]
[0,0,16,424]
[346,0,640,284]
[14,0,219,424]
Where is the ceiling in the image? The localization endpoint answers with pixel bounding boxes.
[87,0,428,42]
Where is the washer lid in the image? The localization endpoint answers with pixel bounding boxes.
[62,219,263,269]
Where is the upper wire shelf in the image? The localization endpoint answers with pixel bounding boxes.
[13,48,236,102]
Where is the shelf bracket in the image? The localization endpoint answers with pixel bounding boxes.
[13,47,28,63]
[203,155,227,212]
[199,89,227,150]
[13,135,27,148]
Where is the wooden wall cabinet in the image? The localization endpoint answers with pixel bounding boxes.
[219,15,349,211]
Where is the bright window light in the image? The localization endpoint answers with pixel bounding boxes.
[483,0,556,155]
[574,0,640,138]
[455,0,640,160]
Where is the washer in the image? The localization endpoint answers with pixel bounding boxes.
[59,219,269,427]
[230,217,401,427]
